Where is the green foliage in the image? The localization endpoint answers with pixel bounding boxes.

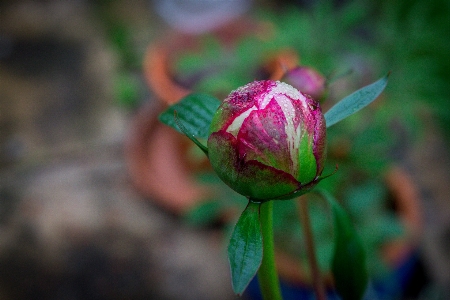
[323,190,368,300]
[366,0,450,141]
[228,202,263,295]
[325,74,389,128]
[272,177,405,280]
[158,93,220,154]
[269,0,449,142]
[273,198,334,272]
[158,93,220,142]
[184,171,247,225]
[114,72,143,108]
[345,181,404,276]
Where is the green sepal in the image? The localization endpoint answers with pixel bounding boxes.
[320,189,368,300]
[228,201,263,295]
[270,165,338,201]
[324,73,389,128]
[297,134,317,184]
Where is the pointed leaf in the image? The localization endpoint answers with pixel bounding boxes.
[159,93,221,139]
[321,190,368,300]
[228,201,263,295]
[325,73,389,128]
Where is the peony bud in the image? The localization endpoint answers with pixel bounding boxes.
[282,66,326,100]
[207,80,326,201]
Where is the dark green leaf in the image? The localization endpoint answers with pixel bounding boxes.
[321,190,368,300]
[325,74,389,128]
[228,201,262,295]
[158,93,221,139]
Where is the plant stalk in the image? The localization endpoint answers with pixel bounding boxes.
[257,201,283,300]
[298,196,327,300]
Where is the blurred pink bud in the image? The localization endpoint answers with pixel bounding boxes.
[282,66,326,100]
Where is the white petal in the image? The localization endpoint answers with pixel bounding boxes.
[259,81,304,108]
[226,105,257,136]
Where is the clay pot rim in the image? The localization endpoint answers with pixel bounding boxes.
[124,100,214,214]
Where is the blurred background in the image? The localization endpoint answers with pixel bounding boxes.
[0,0,449,299]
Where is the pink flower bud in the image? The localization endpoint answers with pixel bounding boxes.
[207,80,327,201]
[282,66,326,100]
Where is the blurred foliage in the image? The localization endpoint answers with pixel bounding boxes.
[174,0,450,143]
[91,0,449,137]
[371,0,450,139]
[92,0,147,109]
[173,35,272,97]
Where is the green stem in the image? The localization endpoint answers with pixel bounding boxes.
[298,196,326,300]
[257,201,283,300]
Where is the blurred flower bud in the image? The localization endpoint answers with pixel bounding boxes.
[282,66,326,100]
[207,80,327,201]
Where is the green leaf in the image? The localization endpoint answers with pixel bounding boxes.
[321,190,368,300]
[228,201,263,295]
[324,73,389,128]
[158,93,221,139]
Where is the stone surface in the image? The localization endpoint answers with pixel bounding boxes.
[0,146,237,300]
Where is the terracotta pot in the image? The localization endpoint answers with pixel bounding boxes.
[275,165,422,288]
[382,166,422,263]
[124,101,212,214]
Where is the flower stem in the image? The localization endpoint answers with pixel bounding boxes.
[298,196,326,300]
[257,201,283,300]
